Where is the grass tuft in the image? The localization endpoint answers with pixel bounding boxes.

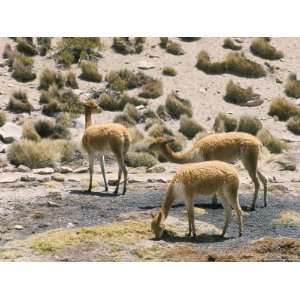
[250,38,283,60]
[165,93,192,119]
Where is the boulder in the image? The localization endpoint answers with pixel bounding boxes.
[0,175,19,183]
[74,167,89,173]
[138,60,155,70]
[51,174,65,182]
[16,165,31,172]
[146,165,166,173]
[0,122,22,143]
[33,168,54,175]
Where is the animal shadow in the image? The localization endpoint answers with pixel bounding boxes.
[69,189,119,197]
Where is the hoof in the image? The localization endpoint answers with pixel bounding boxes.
[185,233,191,237]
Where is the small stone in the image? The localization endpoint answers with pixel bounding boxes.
[51,174,65,182]
[20,175,36,182]
[57,166,73,174]
[33,167,54,175]
[147,178,168,183]
[74,167,89,173]
[128,178,144,183]
[0,122,22,143]
[14,225,23,230]
[67,177,80,183]
[146,165,166,173]
[276,78,283,84]
[16,165,31,172]
[138,61,155,70]
[67,223,75,228]
[0,175,19,183]
[108,179,118,186]
[47,201,60,208]
[37,176,51,182]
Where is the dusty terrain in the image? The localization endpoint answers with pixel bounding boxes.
[1,37,300,261]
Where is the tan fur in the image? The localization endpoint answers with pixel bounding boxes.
[151,161,243,239]
[149,132,267,210]
[81,100,131,195]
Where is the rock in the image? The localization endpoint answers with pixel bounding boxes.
[33,167,54,175]
[0,142,7,153]
[276,153,298,171]
[74,167,89,173]
[67,223,75,228]
[147,178,168,183]
[136,105,145,110]
[57,166,73,174]
[128,178,144,183]
[20,175,36,182]
[16,165,30,172]
[276,78,283,84]
[146,165,166,173]
[108,179,118,186]
[0,175,19,183]
[47,201,60,208]
[37,176,51,182]
[51,174,65,182]
[0,122,22,143]
[3,165,16,172]
[297,72,300,81]
[67,177,80,183]
[241,98,264,107]
[14,225,23,230]
[138,60,155,70]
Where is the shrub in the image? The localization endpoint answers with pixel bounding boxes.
[139,80,163,99]
[123,103,141,122]
[165,93,192,119]
[56,37,103,67]
[0,111,6,127]
[113,113,136,127]
[162,67,177,76]
[268,97,300,121]
[11,55,36,82]
[196,51,266,78]
[169,133,187,152]
[287,116,300,135]
[125,152,158,168]
[224,80,257,105]
[39,85,61,104]
[8,90,33,113]
[106,69,152,92]
[250,38,283,60]
[16,38,37,56]
[65,71,78,89]
[166,40,184,55]
[22,121,41,142]
[112,37,146,54]
[80,60,102,82]
[7,139,60,168]
[42,100,62,116]
[285,73,300,98]
[147,122,174,138]
[237,115,262,135]
[214,113,238,133]
[33,118,55,138]
[55,139,78,163]
[121,94,146,107]
[55,112,72,128]
[37,37,52,56]
[143,109,159,120]
[156,104,169,120]
[39,68,65,90]
[223,38,242,50]
[179,115,206,139]
[160,37,169,48]
[257,128,286,153]
[128,126,144,144]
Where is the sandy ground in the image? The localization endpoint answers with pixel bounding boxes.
[1,37,300,261]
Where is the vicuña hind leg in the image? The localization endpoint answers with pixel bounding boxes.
[257,169,267,207]
[218,190,232,237]
[185,195,196,237]
[114,151,128,195]
[100,155,108,192]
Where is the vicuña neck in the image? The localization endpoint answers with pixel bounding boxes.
[85,109,92,129]
[160,183,175,220]
[161,144,194,164]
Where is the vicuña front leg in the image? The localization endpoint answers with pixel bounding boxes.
[88,153,95,192]
[100,155,108,192]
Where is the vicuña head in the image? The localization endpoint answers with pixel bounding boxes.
[151,211,165,239]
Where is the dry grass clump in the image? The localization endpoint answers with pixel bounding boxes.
[106,69,152,92]
[147,121,174,138]
[10,54,36,82]
[214,113,238,133]
[7,139,59,168]
[237,115,262,135]
[159,37,169,48]
[123,103,142,123]
[138,80,163,99]
[80,60,102,82]
[287,116,300,135]
[65,71,78,89]
[113,113,136,127]
[196,51,266,78]
[16,38,38,56]
[162,67,177,76]
[41,88,82,116]
[224,80,258,105]
[39,68,65,90]
[143,109,159,121]
[37,37,52,56]
[56,37,103,67]
[257,128,286,153]
[268,97,300,121]
[285,73,300,98]
[0,111,7,127]
[128,126,144,144]
[125,151,158,168]
[166,40,184,55]
[223,38,242,50]
[179,115,206,139]
[165,93,193,119]
[112,37,146,54]
[8,90,33,113]
[156,104,169,120]
[250,38,283,60]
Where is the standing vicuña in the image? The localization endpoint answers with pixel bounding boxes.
[81,100,131,195]
[149,132,267,211]
[151,161,243,239]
